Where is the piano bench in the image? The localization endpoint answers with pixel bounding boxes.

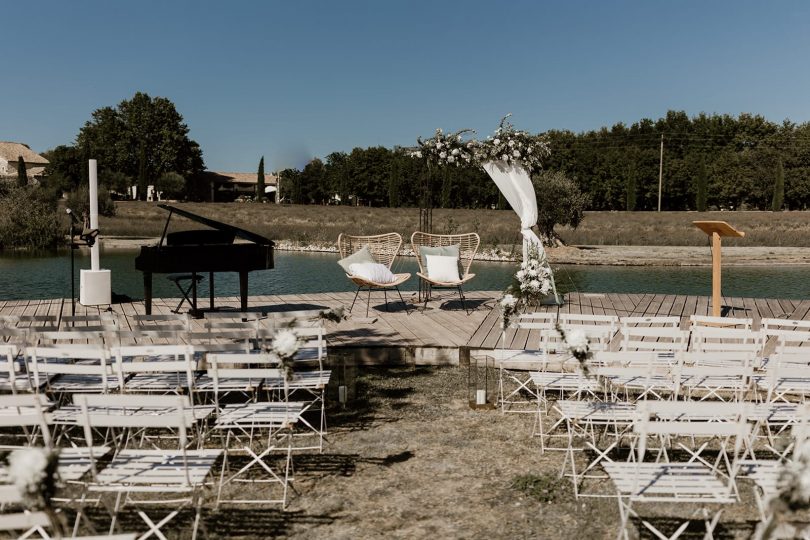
[167,273,205,314]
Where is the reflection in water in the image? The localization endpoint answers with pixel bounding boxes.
[0,249,806,301]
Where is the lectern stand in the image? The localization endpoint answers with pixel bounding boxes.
[692,221,745,317]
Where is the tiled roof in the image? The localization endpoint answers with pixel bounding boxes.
[0,142,49,165]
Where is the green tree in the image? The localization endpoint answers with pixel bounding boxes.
[155,172,186,200]
[16,157,27,187]
[256,156,265,202]
[43,145,83,194]
[696,156,708,212]
[0,187,60,250]
[103,171,133,196]
[533,171,590,246]
[76,92,204,198]
[625,164,637,211]
[66,184,116,217]
[772,159,785,211]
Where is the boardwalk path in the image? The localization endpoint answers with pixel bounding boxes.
[5,291,807,363]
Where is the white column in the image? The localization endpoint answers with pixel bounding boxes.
[88,159,100,271]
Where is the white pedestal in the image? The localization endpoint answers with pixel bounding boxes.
[80,269,111,306]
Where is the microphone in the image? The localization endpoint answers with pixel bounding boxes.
[65,208,72,214]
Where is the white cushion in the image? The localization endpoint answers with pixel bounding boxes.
[425,255,460,283]
[348,262,397,284]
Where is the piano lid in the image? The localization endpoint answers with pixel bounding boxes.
[158,204,274,246]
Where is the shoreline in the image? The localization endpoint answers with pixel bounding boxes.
[97,237,810,267]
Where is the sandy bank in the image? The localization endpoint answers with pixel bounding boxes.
[98,237,810,266]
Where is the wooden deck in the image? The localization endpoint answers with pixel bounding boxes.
[3,291,808,364]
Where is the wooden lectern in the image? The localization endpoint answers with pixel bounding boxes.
[693,221,745,317]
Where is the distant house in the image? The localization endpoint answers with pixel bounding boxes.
[198,171,279,202]
[0,142,49,182]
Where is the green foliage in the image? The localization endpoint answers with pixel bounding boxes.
[102,171,133,196]
[42,145,83,193]
[256,157,265,202]
[773,159,785,211]
[510,473,565,503]
[696,156,708,212]
[533,170,589,244]
[625,168,636,211]
[0,187,61,250]
[76,92,204,199]
[66,184,116,218]
[155,172,185,199]
[278,168,301,204]
[299,159,327,204]
[16,157,28,187]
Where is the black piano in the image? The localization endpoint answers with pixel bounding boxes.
[135,204,274,315]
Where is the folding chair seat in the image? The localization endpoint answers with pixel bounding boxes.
[755,360,810,403]
[604,403,751,540]
[112,344,198,396]
[760,329,810,368]
[595,364,677,402]
[674,357,753,402]
[690,314,753,330]
[73,394,221,540]
[618,325,688,354]
[689,325,763,357]
[131,314,191,333]
[26,345,122,397]
[557,313,618,354]
[0,343,42,393]
[60,314,119,332]
[619,316,681,329]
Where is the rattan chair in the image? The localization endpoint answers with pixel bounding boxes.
[337,233,411,316]
[410,231,480,314]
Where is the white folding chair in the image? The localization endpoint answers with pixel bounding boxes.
[74,394,221,540]
[112,344,197,396]
[494,312,555,413]
[206,355,305,507]
[604,403,751,540]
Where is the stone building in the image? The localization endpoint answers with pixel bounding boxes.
[0,142,49,182]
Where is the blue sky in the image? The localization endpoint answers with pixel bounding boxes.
[3,1,810,172]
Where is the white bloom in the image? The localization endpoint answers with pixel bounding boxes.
[272,329,300,358]
[451,148,459,155]
[457,135,462,142]
[500,294,517,309]
[528,269,538,277]
[508,139,515,147]
[566,329,590,354]
[436,141,443,149]
[520,262,528,270]
[439,151,447,159]
[515,270,526,280]
[501,154,509,161]
[540,280,551,295]
[8,448,49,499]
[527,147,533,153]
[529,279,541,291]
[513,150,521,158]
[447,156,455,163]
[493,138,500,145]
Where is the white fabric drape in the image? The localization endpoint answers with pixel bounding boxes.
[482,161,544,261]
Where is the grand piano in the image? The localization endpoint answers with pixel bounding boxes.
[135,204,274,315]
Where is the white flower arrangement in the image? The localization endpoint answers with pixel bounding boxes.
[7,447,60,514]
[499,293,519,330]
[269,328,302,381]
[515,246,552,305]
[555,322,593,376]
[753,444,810,539]
[412,128,477,168]
[475,114,550,173]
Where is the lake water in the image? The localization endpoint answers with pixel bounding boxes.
[0,250,807,301]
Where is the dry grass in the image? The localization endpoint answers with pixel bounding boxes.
[101,202,810,248]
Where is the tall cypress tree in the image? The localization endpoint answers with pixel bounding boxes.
[625,170,636,211]
[137,142,148,200]
[256,156,265,202]
[696,156,708,212]
[16,156,27,187]
[772,159,785,212]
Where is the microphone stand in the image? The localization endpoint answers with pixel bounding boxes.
[66,209,80,316]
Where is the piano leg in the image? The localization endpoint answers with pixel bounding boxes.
[143,272,153,315]
[239,271,249,311]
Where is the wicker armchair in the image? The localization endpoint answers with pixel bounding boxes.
[337,233,411,316]
[410,231,480,314]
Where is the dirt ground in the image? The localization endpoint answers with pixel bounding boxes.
[183,366,770,540]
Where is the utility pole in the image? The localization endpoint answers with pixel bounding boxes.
[657,133,664,212]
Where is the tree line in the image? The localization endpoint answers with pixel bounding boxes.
[279,110,810,212]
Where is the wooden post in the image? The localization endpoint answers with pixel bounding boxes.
[693,221,745,317]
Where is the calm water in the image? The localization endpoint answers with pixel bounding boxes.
[0,250,807,301]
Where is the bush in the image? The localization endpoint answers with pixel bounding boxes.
[66,184,116,218]
[155,172,186,200]
[0,186,61,250]
[532,171,589,246]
